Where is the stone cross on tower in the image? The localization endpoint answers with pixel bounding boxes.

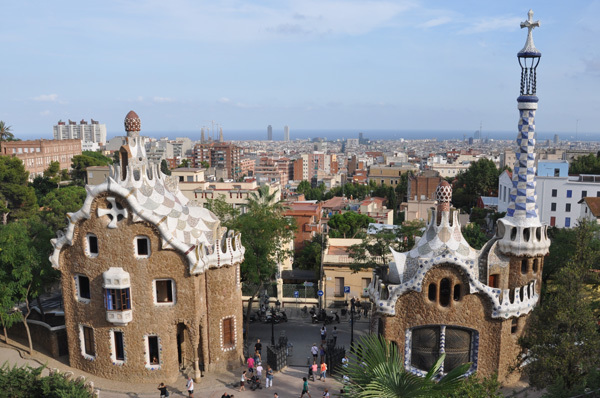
[519,9,540,55]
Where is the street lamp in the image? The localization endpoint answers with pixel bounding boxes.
[270,308,276,346]
[350,307,355,348]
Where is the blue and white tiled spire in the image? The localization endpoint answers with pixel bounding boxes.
[497,10,549,257]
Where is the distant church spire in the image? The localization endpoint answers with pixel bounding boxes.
[496,10,549,257]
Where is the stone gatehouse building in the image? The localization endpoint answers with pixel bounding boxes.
[51,111,245,383]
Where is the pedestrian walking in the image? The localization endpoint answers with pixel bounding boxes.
[274,394,279,398]
[322,388,330,398]
[247,356,255,374]
[254,349,261,363]
[332,326,338,346]
[320,325,327,343]
[310,361,318,382]
[320,362,327,381]
[319,345,326,363]
[310,343,318,362]
[299,377,312,398]
[239,370,247,392]
[157,382,169,397]
[186,376,194,397]
[255,338,262,357]
[265,365,274,388]
[256,362,263,379]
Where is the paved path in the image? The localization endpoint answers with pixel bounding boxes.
[0,313,372,397]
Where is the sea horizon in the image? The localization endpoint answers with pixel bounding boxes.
[104,129,598,143]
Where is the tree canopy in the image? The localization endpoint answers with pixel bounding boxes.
[160,159,171,176]
[39,185,87,231]
[0,156,37,224]
[70,153,111,186]
[293,233,325,273]
[328,212,374,239]
[452,159,501,210]
[461,223,488,250]
[569,153,600,175]
[0,363,93,397]
[0,121,14,142]
[518,221,600,394]
[221,185,295,338]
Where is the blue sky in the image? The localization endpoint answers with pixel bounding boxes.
[2,1,599,140]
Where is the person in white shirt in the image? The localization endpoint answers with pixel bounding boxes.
[186,376,194,397]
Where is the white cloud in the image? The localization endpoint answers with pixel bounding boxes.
[40,110,51,116]
[153,96,175,103]
[33,94,58,102]
[218,97,232,104]
[459,15,522,34]
[419,16,452,28]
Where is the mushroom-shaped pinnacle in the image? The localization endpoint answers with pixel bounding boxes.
[124,110,141,137]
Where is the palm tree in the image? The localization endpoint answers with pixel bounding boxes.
[341,334,470,397]
[0,121,14,141]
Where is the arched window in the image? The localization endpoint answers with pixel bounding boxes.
[439,278,451,307]
[453,284,461,301]
[521,259,528,274]
[410,326,476,374]
[428,283,437,302]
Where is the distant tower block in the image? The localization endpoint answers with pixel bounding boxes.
[267,125,273,141]
[284,125,290,142]
[219,127,224,142]
[201,128,205,143]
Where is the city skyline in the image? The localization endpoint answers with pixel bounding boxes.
[2,1,599,139]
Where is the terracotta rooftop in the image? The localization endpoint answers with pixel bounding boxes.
[581,197,600,217]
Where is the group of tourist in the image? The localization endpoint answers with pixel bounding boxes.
[239,338,274,392]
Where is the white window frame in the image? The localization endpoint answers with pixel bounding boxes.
[75,274,91,303]
[144,334,161,370]
[153,279,176,306]
[79,324,96,360]
[134,236,151,258]
[110,329,126,365]
[86,233,99,258]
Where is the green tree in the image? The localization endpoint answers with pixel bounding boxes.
[328,212,374,239]
[348,231,398,272]
[569,153,600,175]
[399,219,426,251]
[0,156,38,224]
[39,186,87,231]
[293,233,326,273]
[453,159,500,210]
[0,121,14,142]
[81,151,112,165]
[160,159,171,176]
[518,221,600,394]
[178,159,190,168]
[395,172,410,202]
[0,363,93,397]
[70,154,109,186]
[205,194,240,222]
[440,374,502,398]
[341,334,470,398]
[0,221,52,354]
[223,186,295,340]
[461,223,488,250]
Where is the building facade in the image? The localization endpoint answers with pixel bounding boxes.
[0,138,82,180]
[193,142,242,180]
[54,119,107,145]
[368,12,550,383]
[51,111,245,383]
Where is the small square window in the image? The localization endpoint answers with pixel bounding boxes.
[222,317,235,348]
[565,217,571,228]
[105,288,131,310]
[550,203,556,212]
[76,275,91,301]
[565,203,571,212]
[135,236,150,258]
[87,234,98,257]
[551,189,557,197]
[566,190,572,198]
[146,335,161,368]
[154,280,175,304]
[582,190,587,199]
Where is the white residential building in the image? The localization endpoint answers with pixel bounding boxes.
[499,169,600,228]
[53,119,107,145]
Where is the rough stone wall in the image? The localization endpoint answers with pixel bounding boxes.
[58,194,241,383]
[378,264,526,383]
[204,264,244,371]
[7,322,67,358]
